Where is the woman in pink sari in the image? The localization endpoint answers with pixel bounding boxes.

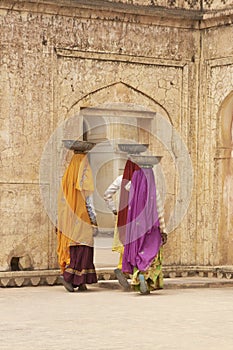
[122,166,167,294]
[104,159,140,290]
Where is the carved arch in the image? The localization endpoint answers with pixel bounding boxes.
[217,90,233,150]
[214,90,233,264]
[66,81,172,124]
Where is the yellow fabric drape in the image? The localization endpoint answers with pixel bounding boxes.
[112,214,124,253]
[131,249,164,291]
[112,213,124,269]
[57,153,95,272]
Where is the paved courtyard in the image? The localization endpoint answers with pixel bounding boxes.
[1,283,233,350]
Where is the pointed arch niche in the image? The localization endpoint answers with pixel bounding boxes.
[214,91,233,264]
[63,82,175,234]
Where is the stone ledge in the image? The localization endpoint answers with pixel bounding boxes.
[1,266,233,288]
[164,277,233,289]
[163,265,233,279]
[98,277,233,290]
[0,0,232,30]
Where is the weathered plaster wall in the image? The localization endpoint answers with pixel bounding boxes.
[0,0,233,273]
[197,23,233,265]
[106,0,233,11]
[0,7,57,270]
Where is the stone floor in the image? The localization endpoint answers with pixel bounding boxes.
[1,235,233,349]
[1,280,233,350]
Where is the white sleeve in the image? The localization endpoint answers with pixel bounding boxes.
[86,194,97,226]
[104,175,123,212]
[156,189,166,233]
[124,181,131,191]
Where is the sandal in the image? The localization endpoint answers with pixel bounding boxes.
[114,268,131,291]
[60,276,74,293]
[78,284,88,291]
[139,274,150,295]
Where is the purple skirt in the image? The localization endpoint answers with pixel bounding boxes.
[63,245,97,287]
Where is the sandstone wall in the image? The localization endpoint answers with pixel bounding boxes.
[0,0,233,272]
[197,22,233,265]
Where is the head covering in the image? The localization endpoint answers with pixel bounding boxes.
[122,167,162,274]
[117,159,140,244]
[57,153,94,247]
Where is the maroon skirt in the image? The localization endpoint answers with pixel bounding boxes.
[63,245,97,287]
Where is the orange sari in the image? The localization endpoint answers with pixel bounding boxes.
[57,153,94,272]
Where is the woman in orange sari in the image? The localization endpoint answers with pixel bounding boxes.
[57,152,98,292]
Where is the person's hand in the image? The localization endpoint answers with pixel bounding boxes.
[93,226,99,237]
[112,210,117,216]
[161,232,168,245]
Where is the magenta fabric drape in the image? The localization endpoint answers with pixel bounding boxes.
[122,168,162,274]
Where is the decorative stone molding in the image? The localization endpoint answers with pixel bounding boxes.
[185,0,199,9]
[204,0,214,8]
[55,48,188,67]
[163,265,233,279]
[203,0,233,10]
[1,266,233,287]
[0,0,201,12]
[0,270,61,288]
[167,0,176,6]
[1,0,232,27]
